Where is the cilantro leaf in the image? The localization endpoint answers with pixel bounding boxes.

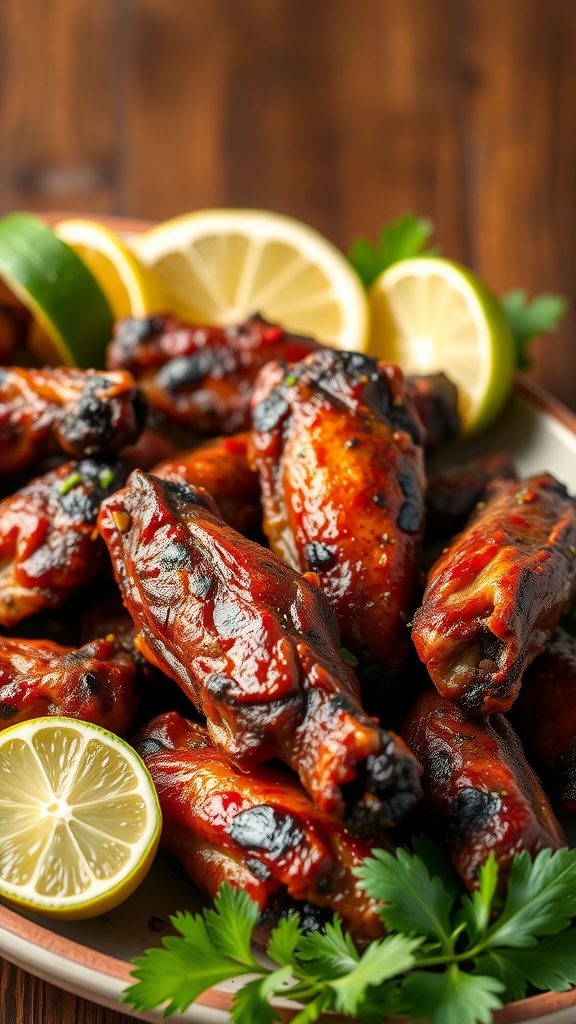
[356,845,455,947]
[458,853,500,945]
[232,968,294,1024]
[485,847,576,948]
[203,884,260,966]
[296,916,359,977]
[327,934,421,1016]
[291,991,332,1024]
[501,289,568,369]
[348,212,435,287]
[267,914,303,966]
[400,964,504,1024]
[123,913,255,1016]
[472,951,527,1003]
[410,834,462,899]
[500,930,576,992]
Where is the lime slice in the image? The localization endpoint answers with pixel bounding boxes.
[0,213,114,367]
[54,218,166,320]
[134,208,369,351]
[0,716,161,920]
[368,256,515,436]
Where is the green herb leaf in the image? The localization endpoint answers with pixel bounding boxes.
[472,951,527,1003]
[295,916,360,978]
[400,964,504,1024]
[484,847,576,949]
[327,933,421,1016]
[232,968,293,1024]
[498,930,576,993]
[410,835,462,899]
[501,289,568,369]
[266,914,303,966]
[356,845,455,948]
[348,212,435,287]
[458,853,500,945]
[203,885,260,966]
[58,471,84,495]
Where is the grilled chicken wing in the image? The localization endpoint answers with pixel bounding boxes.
[412,473,576,714]
[405,372,460,452]
[0,457,129,627]
[152,431,261,536]
[510,628,576,813]
[402,688,565,889]
[136,711,384,941]
[425,452,517,543]
[0,366,146,474]
[106,313,321,436]
[250,350,426,705]
[98,470,422,832]
[0,632,139,735]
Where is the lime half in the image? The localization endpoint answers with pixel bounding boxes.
[0,213,114,367]
[368,255,515,436]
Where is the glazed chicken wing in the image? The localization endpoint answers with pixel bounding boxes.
[106,313,321,436]
[0,632,139,735]
[405,371,460,452]
[98,470,422,832]
[0,457,129,627]
[412,473,576,714]
[250,350,426,705]
[402,688,565,889]
[152,431,261,536]
[425,451,517,543]
[0,366,146,474]
[136,711,384,942]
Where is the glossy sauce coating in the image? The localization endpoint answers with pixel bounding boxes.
[402,688,566,888]
[511,628,576,812]
[106,313,321,436]
[98,470,422,832]
[0,457,128,627]
[152,431,261,536]
[0,632,139,735]
[136,711,384,941]
[412,473,576,713]
[250,350,426,703]
[0,366,146,474]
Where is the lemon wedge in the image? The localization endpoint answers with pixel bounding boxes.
[0,717,161,920]
[134,208,369,351]
[0,213,114,367]
[368,256,515,436]
[53,218,166,321]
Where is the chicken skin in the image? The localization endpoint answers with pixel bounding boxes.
[98,470,422,833]
[425,451,517,543]
[106,313,321,436]
[152,431,261,536]
[0,632,139,735]
[136,711,384,942]
[0,457,129,627]
[402,689,566,889]
[412,473,576,714]
[0,366,146,474]
[250,350,426,707]
[510,628,576,813]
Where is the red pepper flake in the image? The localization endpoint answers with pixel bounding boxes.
[112,510,132,533]
[223,436,248,455]
[262,325,284,345]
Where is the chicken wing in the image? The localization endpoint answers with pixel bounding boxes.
[106,313,321,436]
[405,371,460,452]
[0,366,146,474]
[136,711,384,942]
[425,451,517,543]
[0,632,139,735]
[98,470,422,832]
[402,688,565,889]
[412,473,576,714]
[152,431,261,536]
[249,349,426,706]
[0,457,129,627]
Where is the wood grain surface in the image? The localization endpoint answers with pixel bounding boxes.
[1,2,576,1021]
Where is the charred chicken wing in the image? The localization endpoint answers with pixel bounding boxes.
[136,711,384,941]
[402,688,565,889]
[405,371,460,452]
[425,451,517,543]
[98,470,422,832]
[0,457,129,627]
[412,473,576,714]
[152,431,261,536]
[0,366,146,474]
[106,313,321,436]
[250,350,426,703]
[0,632,139,735]
[510,627,576,813]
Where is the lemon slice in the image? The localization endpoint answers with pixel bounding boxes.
[134,208,369,350]
[54,218,166,320]
[0,717,161,920]
[369,256,515,436]
[0,213,114,367]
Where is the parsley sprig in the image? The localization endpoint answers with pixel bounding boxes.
[348,213,567,369]
[123,842,576,1024]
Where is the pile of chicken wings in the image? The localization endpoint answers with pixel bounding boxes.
[1,310,575,944]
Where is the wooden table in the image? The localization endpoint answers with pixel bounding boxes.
[2,1,576,1020]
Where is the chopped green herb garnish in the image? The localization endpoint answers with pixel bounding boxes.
[98,467,115,489]
[58,471,84,495]
[339,647,359,667]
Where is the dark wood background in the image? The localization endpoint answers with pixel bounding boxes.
[1,1,576,1021]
